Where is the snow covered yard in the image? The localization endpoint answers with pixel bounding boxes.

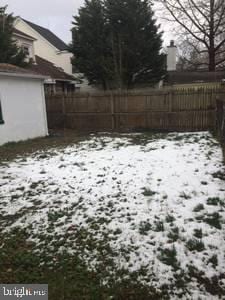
[0,131,225,299]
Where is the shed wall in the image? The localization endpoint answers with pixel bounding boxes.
[0,75,48,145]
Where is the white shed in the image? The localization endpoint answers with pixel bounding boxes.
[0,64,48,146]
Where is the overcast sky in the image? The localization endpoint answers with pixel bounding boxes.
[1,0,173,45]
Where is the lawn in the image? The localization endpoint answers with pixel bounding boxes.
[0,131,225,299]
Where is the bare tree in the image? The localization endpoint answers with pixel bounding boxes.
[176,39,209,71]
[158,0,225,71]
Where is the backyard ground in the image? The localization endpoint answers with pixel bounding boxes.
[0,131,225,299]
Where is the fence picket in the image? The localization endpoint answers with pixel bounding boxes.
[46,86,225,132]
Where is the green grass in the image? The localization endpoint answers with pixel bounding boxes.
[142,188,157,197]
[139,221,152,235]
[187,264,225,297]
[165,215,175,223]
[179,192,191,199]
[167,227,179,242]
[206,197,222,206]
[201,181,208,186]
[153,220,164,232]
[0,228,164,300]
[0,130,88,163]
[193,203,205,212]
[208,255,218,268]
[204,212,222,229]
[1,131,225,299]
[186,238,205,252]
[158,246,180,270]
[212,171,225,181]
[193,228,203,239]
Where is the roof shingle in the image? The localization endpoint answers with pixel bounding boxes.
[0,63,39,75]
[28,56,75,81]
[22,19,69,51]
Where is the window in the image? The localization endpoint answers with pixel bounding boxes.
[0,100,4,124]
[22,44,30,57]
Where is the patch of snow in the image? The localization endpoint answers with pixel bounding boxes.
[0,132,224,298]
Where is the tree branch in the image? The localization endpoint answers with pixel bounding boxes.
[161,0,209,47]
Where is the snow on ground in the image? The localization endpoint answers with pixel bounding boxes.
[0,131,225,298]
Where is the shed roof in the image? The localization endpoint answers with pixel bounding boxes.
[22,19,69,51]
[0,63,46,80]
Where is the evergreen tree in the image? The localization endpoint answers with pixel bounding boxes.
[0,6,27,67]
[71,0,113,89]
[71,0,166,89]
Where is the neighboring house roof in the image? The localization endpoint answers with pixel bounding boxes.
[28,56,75,82]
[22,19,68,51]
[0,63,46,80]
[167,71,225,85]
[13,28,36,41]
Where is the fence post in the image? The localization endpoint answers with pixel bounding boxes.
[145,94,148,129]
[62,94,66,130]
[169,89,173,112]
[111,92,115,131]
[216,97,225,162]
[222,102,225,142]
[216,98,223,137]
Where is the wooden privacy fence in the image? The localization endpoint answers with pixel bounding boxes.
[216,98,225,160]
[46,87,225,132]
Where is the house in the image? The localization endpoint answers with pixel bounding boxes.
[13,18,76,94]
[0,64,48,146]
[165,40,225,88]
[29,56,76,94]
[14,18,73,74]
[166,70,225,89]
[13,28,36,62]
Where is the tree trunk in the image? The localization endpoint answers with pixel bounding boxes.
[209,0,216,71]
[208,48,216,71]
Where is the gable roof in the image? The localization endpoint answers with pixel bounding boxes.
[22,19,68,51]
[13,28,36,41]
[28,56,75,82]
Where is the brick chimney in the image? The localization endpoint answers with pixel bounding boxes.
[167,40,177,71]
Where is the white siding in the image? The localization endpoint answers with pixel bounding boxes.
[57,52,73,74]
[0,75,48,146]
[14,19,73,75]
